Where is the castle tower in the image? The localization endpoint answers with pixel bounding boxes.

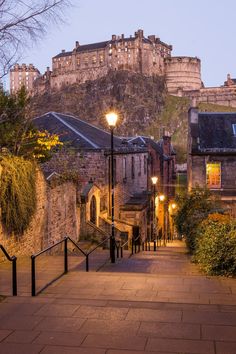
[164,57,201,94]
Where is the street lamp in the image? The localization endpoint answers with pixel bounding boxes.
[158,194,165,245]
[151,176,158,251]
[106,111,118,263]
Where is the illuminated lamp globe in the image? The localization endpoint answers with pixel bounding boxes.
[151,176,158,185]
[106,112,118,127]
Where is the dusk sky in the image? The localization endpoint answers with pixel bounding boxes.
[5,0,236,88]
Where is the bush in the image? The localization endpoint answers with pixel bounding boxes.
[194,214,236,276]
[174,188,215,252]
[0,156,36,235]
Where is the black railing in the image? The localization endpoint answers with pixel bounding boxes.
[0,244,17,296]
[144,239,158,252]
[131,235,141,255]
[31,236,110,296]
[115,239,129,259]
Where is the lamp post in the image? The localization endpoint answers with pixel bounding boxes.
[159,194,165,246]
[151,176,158,251]
[106,111,118,264]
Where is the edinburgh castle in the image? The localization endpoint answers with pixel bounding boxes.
[10,29,236,107]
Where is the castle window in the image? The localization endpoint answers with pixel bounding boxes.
[92,56,97,63]
[99,55,104,62]
[118,48,121,52]
[206,162,221,189]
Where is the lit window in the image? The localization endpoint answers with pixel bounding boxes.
[206,162,221,189]
[232,124,236,136]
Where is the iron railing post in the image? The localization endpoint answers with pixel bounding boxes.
[64,237,68,273]
[154,240,156,251]
[86,254,89,272]
[12,256,17,296]
[31,255,36,296]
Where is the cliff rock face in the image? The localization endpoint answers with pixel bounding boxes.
[32,70,165,133]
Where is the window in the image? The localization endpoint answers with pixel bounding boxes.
[123,157,127,181]
[131,156,135,179]
[232,124,236,136]
[90,196,97,224]
[206,162,221,189]
[144,156,147,175]
[138,156,142,176]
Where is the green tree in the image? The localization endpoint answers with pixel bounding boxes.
[0,87,62,161]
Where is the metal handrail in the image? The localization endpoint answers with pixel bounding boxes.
[0,244,17,296]
[31,236,110,296]
[132,235,141,255]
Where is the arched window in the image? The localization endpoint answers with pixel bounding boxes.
[90,196,97,224]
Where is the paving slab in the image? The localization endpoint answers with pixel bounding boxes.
[0,240,236,353]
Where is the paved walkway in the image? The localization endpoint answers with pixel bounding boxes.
[0,240,236,353]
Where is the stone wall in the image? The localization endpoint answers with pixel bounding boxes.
[183,86,236,108]
[0,169,47,257]
[0,169,79,258]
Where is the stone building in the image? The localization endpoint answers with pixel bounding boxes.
[187,108,236,216]
[34,111,176,246]
[10,29,203,95]
[10,63,40,94]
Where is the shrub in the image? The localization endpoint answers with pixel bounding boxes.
[174,188,215,252]
[194,214,236,276]
[0,156,36,235]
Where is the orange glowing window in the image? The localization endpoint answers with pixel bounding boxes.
[206,163,221,189]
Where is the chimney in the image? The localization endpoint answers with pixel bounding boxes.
[121,34,124,40]
[112,34,116,41]
[148,35,156,42]
[136,29,144,39]
[61,49,65,53]
[75,41,79,48]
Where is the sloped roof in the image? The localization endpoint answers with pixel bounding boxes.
[197,113,236,152]
[125,135,175,159]
[33,112,123,150]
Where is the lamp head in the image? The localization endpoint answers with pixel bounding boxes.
[171,203,177,209]
[106,112,118,128]
[159,194,165,202]
[151,176,158,185]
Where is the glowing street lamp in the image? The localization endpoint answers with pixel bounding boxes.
[106,111,118,263]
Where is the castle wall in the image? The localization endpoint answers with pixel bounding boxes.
[184,86,236,108]
[165,57,202,93]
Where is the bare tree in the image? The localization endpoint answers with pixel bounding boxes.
[0,0,71,78]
